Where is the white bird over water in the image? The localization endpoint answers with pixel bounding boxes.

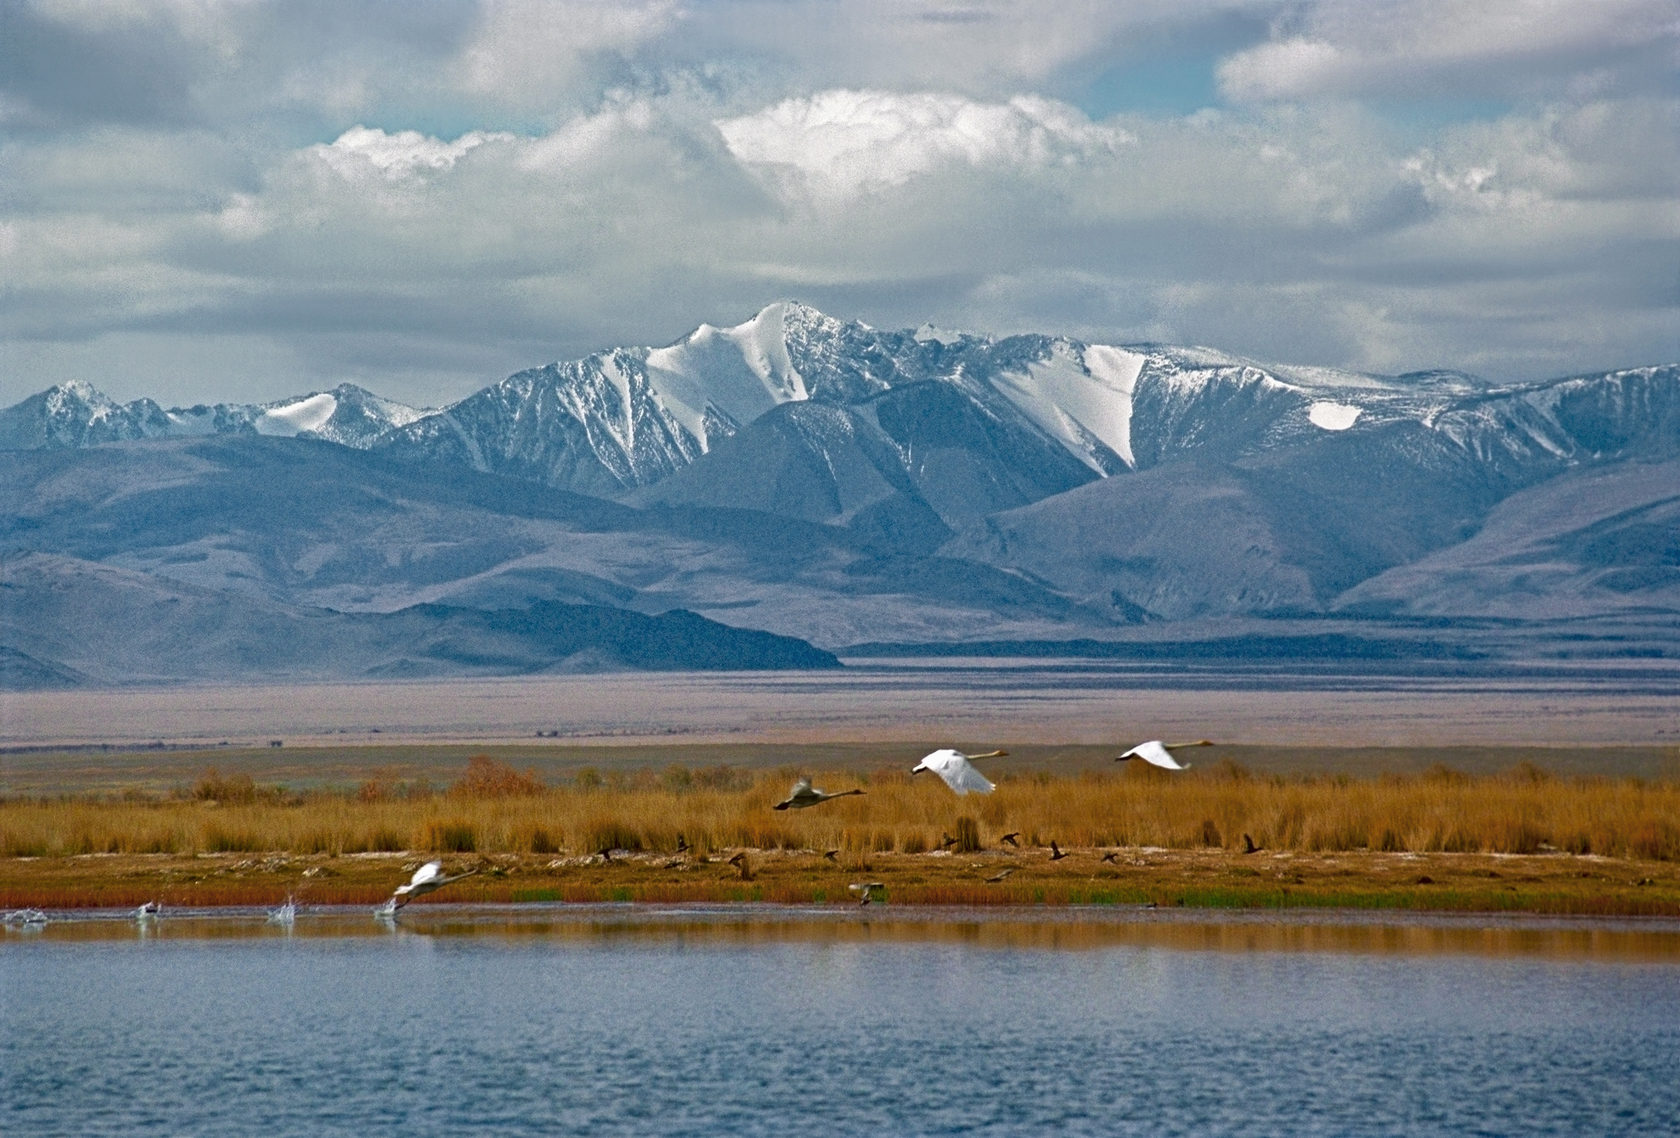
[910,749,1008,795]
[1115,740,1212,771]
[386,861,478,910]
[773,778,865,810]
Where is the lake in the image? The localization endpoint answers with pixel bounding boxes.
[5,906,1679,1136]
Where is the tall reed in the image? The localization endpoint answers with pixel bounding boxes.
[2,759,1676,861]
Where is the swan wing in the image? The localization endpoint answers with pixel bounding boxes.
[919,750,995,795]
[1124,741,1188,770]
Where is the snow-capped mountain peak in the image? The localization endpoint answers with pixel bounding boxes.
[254,383,432,446]
[5,307,1674,528]
[0,381,429,451]
[641,302,816,446]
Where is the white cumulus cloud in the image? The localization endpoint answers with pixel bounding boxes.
[312,126,514,181]
[717,89,1132,198]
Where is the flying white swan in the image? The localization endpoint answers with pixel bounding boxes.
[773,778,865,810]
[385,861,478,911]
[1115,740,1211,771]
[910,749,1007,795]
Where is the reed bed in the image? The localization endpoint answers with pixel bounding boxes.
[3,757,1677,862]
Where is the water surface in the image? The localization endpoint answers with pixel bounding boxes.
[6,907,1678,1136]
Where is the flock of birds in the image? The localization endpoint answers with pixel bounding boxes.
[1,739,1213,929]
[763,740,1212,904]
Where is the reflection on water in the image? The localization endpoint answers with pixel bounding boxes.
[5,908,1679,1136]
[15,903,1680,961]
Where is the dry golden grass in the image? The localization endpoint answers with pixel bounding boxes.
[4,756,1676,863]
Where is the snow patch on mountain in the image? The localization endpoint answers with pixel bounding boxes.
[258,392,338,435]
[1309,401,1362,430]
[914,323,968,345]
[990,341,1142,471]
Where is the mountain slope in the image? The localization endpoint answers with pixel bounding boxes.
[0,436,1099,655]
[1336,457,1680,620]
[2,306,1675,685]
[0,551,839,684]
[938,367,1680,622]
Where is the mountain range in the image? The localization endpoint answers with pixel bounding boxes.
[3,301,1676,687]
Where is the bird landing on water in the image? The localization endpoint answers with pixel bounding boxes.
[382,861,478,913]
[848,882,886,906]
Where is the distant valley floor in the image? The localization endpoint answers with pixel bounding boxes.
[4,661,1679,758]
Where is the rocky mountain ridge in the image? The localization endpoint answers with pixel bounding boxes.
[2,303,1675,686]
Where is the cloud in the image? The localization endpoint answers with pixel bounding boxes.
[1219,0,1680,102]
[716,90,1133,198]
[0,2,206,128]
[683,1,1267,98]
[312,126,515,181]
[3,1,489,130]
[452,0,681,110]
[1,2,1674,410]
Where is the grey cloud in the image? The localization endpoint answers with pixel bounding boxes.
[1219,0,1680,103]
[0,5,202,129]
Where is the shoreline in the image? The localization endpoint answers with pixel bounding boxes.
[7,846,1677,918]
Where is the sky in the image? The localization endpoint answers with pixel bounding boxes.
[2,0,1676,409]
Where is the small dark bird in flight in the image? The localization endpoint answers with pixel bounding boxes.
[1243,833,1262,854]
[823,849,840,862]
[676,834,690,854]
[940,832,958,850]
[1049,841,1069,861]
[1101,851,1120,863]
[986,868,1016,883]
[1000,832,1021,848]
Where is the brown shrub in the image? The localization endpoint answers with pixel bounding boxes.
[451,756,546,799]
[194,769,257,805]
